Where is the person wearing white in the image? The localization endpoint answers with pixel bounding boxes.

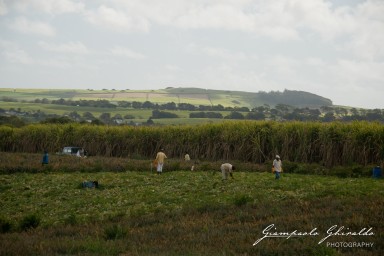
[155,149,167,174]
[273,155,282,179]
[220,163,235,180]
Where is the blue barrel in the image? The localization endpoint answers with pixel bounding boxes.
[373,166,382,178]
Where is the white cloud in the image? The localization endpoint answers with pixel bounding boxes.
[110,46,147,59]
[265,55,300,79]
[0,0,7,15]
[0,41,33,64]
[84,5,150,32]
[173,3,255,31]
[333,59,384,85]
[202,47,247,60]
[11,0,84,15]
[10,17,56,37]
[38,41,89,54]
[0,40,95,69]
[346,1,384,60]
[165,64,182,72]
[78,0,382,45]
[282,0,352,40]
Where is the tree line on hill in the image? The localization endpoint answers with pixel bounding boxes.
[22,97,251,112]
[1,96,384,127]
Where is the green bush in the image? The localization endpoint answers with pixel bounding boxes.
[19,214,40,231]
[280,161,298,173]
[233,195,252,207]
[331,166,353,178]
[104,224,128,240]
[0,217,13,233]
[64,213,77,226]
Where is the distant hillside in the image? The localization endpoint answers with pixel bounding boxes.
[163,87,332,108]
[0,87,332,108]
[256,90,333,108]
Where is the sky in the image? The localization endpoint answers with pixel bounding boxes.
[0,0,383,109]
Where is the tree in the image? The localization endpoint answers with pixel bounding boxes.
[224,111,244,119]
[0,116,26,127]
[83,112,95,120]
[275,104,292,115]
[190,112,206,118]
[41,116,73,124]
[118,101,132,108]
[190,112,223,118]
[146,118,154,125]
[365,109,383,121]
[69,111,81,121]
[41,98,50,104]
[151,110,178,118]
[99,113,111,123]
[206,112,223,118]
[91,119,104,125]
[178,103,197,111]
[308,109,321,121]
[161,102,177,110]
[322,112,335,122]
[142,101,155,109]
[52,98,66,105]
[234,106,250,112]
[246,112,265,120]
[124,114,135,119]
[132,101,143,109]
[212,104,225,111]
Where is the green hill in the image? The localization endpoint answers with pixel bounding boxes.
[0,87,333,109]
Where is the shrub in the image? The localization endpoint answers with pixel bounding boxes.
[0,217,13,233]
[233,195,252,207]
[331,166,353,178]
[104,224,128,240]
[64,213,77,226]
[19,214,40,231]
[280,161,298,173]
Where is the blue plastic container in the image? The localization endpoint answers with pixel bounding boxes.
[373,166,382,178]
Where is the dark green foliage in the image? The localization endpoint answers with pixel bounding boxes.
[41,116,73,124]
[0,217,13,233]
[19,214,40,231]
[224,111,244,119]
[278,161,298,173]
[233,194,252,207]
[258,89,332,107]
[189,111,223,118]
[151,110,178,118]
[51,98,117,108]
[0,116,25,127]
[64,213,77,226]
[104,224,128,240]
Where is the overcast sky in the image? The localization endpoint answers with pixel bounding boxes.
[0,0,383,109]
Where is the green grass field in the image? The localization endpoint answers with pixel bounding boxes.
[0,153,383,255]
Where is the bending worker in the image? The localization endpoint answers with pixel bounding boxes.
[220,163,235,180]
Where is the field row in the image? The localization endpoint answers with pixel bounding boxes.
[1,121,384,167]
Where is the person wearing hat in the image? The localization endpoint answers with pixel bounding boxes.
[272,155,282,179]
